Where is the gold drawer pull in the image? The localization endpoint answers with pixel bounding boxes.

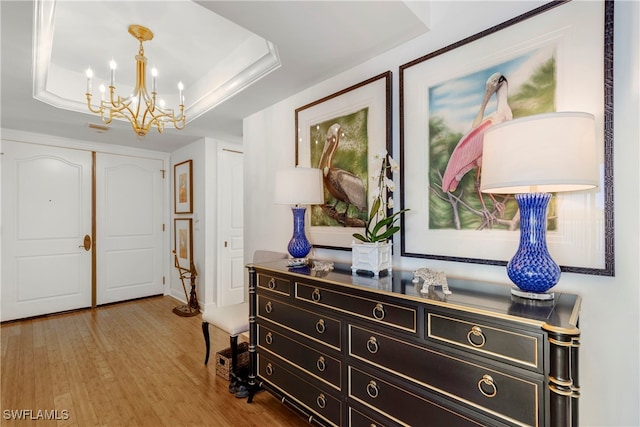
[268,278,276,289]
[467,325,486,348]
[478,374,497,398]
[265,332,273,345]
[372,303,385,320]
[265,363,274,376]
[311,288,322,302]
[366,336,379,354]
[366,380,379,399]
[316,356,326,372]
[316,393,327,409]
[265,301,273,314]
[315,319,326,334]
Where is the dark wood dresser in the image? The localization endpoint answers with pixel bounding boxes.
[246,260,580,427]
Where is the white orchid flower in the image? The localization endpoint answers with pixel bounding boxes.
[388,156,399,172]
[373,149,388,160]
[384,177,395,192]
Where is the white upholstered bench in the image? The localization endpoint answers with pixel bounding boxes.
[201,250,287,396]
[202,302,249,366]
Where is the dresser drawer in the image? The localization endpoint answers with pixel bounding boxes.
[425,313,544,372]
[349,367,488,427]
[257,272,291,296]
[258,324,342,390]
[257,295,342,351]
[349,325,542,427]
[296,282,417,333]
[258,353,342,427]
[427,312,543,372]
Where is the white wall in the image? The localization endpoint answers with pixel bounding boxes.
[244,1,640,426]
[170,137,242,311]
[170,140,207,305]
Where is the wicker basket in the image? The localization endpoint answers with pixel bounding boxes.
[215,342,249,380]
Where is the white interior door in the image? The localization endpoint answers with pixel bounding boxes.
[1,141,93,321]
[217,148,244,306]
[96,153,164,305]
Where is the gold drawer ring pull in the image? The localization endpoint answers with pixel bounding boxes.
[316,319,326,334]
[265,332,273,345]
[316,356,326,372]
[366,380,379,399]
[265,363,274,376]
[372,303,385,320]
[478,374,497,398]
[366,336,379,354]
[265,301,273,314]
[316,393,327,409]
[268,278,276,289]
[467,325,486,348]
[311,288,322,302]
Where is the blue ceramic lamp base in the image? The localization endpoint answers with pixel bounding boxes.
[287,206,312,259]
[507,193,560,301]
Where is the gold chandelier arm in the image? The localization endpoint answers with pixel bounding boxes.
[86,94,103,114]
[168,106,187,130]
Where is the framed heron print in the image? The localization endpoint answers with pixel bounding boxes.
[295,71,392,250]
[399,0,614,276]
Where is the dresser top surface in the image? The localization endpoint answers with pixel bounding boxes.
[250,260,581,334]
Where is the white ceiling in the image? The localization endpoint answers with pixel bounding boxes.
[0,0,430,152]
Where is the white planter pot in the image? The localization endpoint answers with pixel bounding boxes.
[351,241,392,276]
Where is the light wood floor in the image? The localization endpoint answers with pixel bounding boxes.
[1,296,308,427]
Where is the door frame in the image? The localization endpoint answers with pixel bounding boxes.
[216,144,244,307]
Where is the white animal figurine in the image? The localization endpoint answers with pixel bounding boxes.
[412,268,452,295]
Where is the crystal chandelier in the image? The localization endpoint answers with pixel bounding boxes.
[85,25,186,138]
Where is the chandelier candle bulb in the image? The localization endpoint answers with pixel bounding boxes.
[99,84,105,101]
[151,68,157,93]
[85,68,93,93]
[109,60,116,86]
[178,81,184,105]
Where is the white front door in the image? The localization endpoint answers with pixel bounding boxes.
[1,141,93,321]
[95,153,164,305]
[217,148,244,306]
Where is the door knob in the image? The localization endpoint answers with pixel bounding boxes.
[79,235,92,251]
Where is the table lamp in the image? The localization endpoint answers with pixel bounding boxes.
[480,112,598,300]
[274,167,325,259]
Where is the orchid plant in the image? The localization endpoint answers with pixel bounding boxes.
[352,150,408,243]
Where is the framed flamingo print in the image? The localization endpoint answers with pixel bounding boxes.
[295,71,392,250]
[400,0,614,276]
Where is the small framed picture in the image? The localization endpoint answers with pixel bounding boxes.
[174,218,193,270]
[174,160,193,214]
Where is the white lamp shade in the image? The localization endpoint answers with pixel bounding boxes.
[480,112,599,194]
[274,167,325,205]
